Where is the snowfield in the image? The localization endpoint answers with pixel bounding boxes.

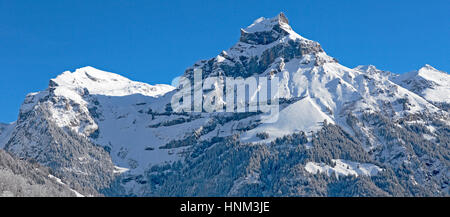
[0,122,15,149]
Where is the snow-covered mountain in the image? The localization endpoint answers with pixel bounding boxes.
[1,13,449,197]
[3,67,176,195]
[393,64,450,107]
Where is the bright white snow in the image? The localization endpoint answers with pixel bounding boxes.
[304,159,383,178]
[53,66,175,98]
[242,96,334,142]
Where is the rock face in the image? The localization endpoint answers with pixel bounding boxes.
[1,13,449,197]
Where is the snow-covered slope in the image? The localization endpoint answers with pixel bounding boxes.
[392,64,450,104]
[242,96,334,142]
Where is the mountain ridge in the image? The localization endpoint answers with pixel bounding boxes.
[1,13,448,197]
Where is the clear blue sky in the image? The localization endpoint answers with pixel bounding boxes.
[0,0,449,123]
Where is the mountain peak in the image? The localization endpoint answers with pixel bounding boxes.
[417,64,442,75]
[393,64,450,104]
[415,64,449,83]
[240,12,295,45]
[186,13,326,79]
[243,12,291,33]
[53,66,131,86]
[278,12,289,25]
[407,64,448,79]
[49,66,174,98]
